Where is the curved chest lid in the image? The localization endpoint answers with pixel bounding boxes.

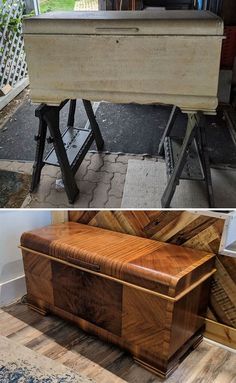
[21,222,215,298]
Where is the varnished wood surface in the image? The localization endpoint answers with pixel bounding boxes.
[68,211,223,253]
[21,221,214,377]
[21,222,215,298]
[0,302,235,383]
[204,319,236,349]
[52,262,122,336]
[68,210,236,330]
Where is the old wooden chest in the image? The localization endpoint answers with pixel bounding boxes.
[20,222,216,378]
[23,10,224,114]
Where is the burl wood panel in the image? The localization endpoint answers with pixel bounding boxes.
[69,210,236,330]
[52,261,122,336]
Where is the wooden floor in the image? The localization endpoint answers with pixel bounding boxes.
[0,302,235,383]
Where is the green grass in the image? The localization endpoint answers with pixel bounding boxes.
[40,0,76,13]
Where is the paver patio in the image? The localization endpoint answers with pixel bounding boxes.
[0,153,158,208]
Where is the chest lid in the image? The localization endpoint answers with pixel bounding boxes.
[23,10,223,36]
[21,222,215,299]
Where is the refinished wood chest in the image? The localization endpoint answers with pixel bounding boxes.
[23,10,224,113]
[20,222,216,378]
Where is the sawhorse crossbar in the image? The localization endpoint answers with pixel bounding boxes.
[158,107,214,208]
[30,99,104,203]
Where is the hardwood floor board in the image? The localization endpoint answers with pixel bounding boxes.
[73,336,123,366]
[104,352,134,375]
[166,342,236,383]
[0,302,235,383]
[121,362,158,383]
[0,306,53,337]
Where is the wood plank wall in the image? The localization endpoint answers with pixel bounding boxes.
[68,210,236,331]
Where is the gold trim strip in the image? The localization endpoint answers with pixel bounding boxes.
[19,245,216,303]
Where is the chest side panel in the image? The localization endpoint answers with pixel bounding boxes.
[169,278,211,357]
[22,251,54,306]
[122,286,171,367]
[24,34,222,111]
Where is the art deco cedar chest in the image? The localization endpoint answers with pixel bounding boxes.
[20,222,216,378]
[23,10,224,114]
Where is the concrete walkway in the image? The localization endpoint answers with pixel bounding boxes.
[0,154,157,208]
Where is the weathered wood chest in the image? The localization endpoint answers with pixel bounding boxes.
[23,10,224,113]
[20,222,216,378]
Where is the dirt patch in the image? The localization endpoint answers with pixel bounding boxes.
[0,169,31,208]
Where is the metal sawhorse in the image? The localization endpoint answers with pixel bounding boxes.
[158,106,215,208]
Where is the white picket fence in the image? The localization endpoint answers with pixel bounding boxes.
[0,0,39,109]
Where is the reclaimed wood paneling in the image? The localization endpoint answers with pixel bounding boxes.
[68,210,236,330]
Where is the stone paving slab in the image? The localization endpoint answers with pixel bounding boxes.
[121,159,236,208]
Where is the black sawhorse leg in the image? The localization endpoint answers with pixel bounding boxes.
[198,114,215,208]
[160,112,214,208]
[158,105,178,157]
[43,105,79,203]
[30,104,48,192]
[83,99,104,150]
[30,99,104,204]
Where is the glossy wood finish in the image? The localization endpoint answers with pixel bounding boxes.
[23,251,54,306]
[68,210,224,253]
[68,210,236,332]
[21,222,215,378]
[52,262,122,336]
[21,222,215,298]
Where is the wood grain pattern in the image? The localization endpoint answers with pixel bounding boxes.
[21,222,215,298]
[1,302,235,383]
[204,318,236,349]
[52,261,122,336]
[68,210,223,253]
[22,250,54,306]
[122,286,168,362]
[68,210,236,331]
[169,279,210,357]
[21,222,215,377]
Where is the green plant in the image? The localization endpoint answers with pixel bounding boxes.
[0,1,23,35]
[0,0,34,37]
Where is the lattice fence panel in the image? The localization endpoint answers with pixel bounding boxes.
[0,0,27,90]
